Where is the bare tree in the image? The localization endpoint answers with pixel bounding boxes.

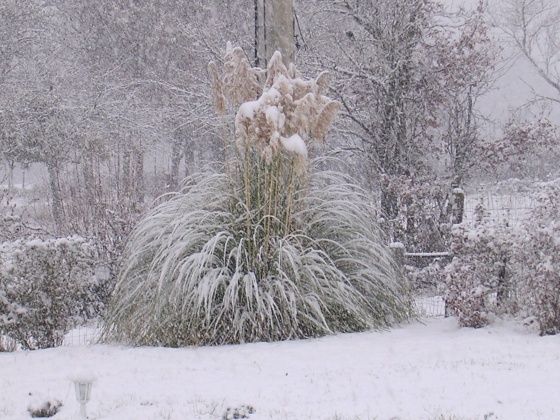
[490,0,560,180]
[497,0,560,103]
[297,0,496,248]
[0,1,83,231]
[0,0,45,189]
[9,92,79,231]
[20,0,256,271]
[255,0,295,67]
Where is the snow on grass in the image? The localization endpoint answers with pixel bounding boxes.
[0,317,558,419]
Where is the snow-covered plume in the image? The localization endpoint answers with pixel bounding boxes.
[222,42,262,108]
[207,61,226,114]
[211,48,341,170]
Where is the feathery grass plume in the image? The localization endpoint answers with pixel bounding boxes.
[222,42,262,107]
[207,61,226,114]
[314,71,331,95]
[102,47,413,347]
[314,101,342,144]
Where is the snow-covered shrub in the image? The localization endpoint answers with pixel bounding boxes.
[0,334,17,352]
[102,47,412,346]
[28,398,62,418]
[515,181,560,335]
[485,117,559,179]
[0,236,103,349]
[445,205,513,327]
[223,405,255,420]
[382,175,453,254]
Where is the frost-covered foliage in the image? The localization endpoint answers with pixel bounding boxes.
[485,117,559,179]
[102,47,412,347]
[406,258,448,295]
[0,236,103,350]
[445,205,513,328]
[515,181,560,335]
[444,180,560,334]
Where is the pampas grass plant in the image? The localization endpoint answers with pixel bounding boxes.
[102,46,413,346]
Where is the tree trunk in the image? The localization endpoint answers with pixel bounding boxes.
[122,147,131,202]
[7,160,14,193]
[134,148,144,205]
[170,141,183,190]
[83,155,95,208]
[255,0,295,67]
[47,162,63,232]
[183,144,196,178]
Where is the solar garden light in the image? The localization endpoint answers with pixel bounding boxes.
[69,371,96,419]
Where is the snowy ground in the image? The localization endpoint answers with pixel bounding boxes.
[1,317,558,420]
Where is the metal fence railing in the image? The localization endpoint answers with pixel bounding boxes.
[415,295,446,318]
[63,323,102,346]
[463,190,535,227]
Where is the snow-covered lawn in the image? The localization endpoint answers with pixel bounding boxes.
[1,317,558,420]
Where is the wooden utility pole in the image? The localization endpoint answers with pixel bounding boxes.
[255,0,295,68]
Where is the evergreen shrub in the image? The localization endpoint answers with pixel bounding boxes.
[0,236,102,349]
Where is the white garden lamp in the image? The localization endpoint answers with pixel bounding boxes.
[69,371,96,419]
[74,381,92,418]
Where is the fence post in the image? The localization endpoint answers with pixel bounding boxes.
[452,186,465,224]
[389,242,405,269]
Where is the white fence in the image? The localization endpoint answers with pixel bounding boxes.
[415,295,446,318]
[63,323,102,346]
[463,188,535,227]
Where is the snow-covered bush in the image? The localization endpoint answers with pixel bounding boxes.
[0,236,103,349]
[485,117,559,179]
[445,205,513,328]
[382,176,453,254]
[223,404,255,420]
[0,334,17,352]
[445,180,560,334]
[102,47,413,346]
[515,181,560,335]
[28,398,62,418]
